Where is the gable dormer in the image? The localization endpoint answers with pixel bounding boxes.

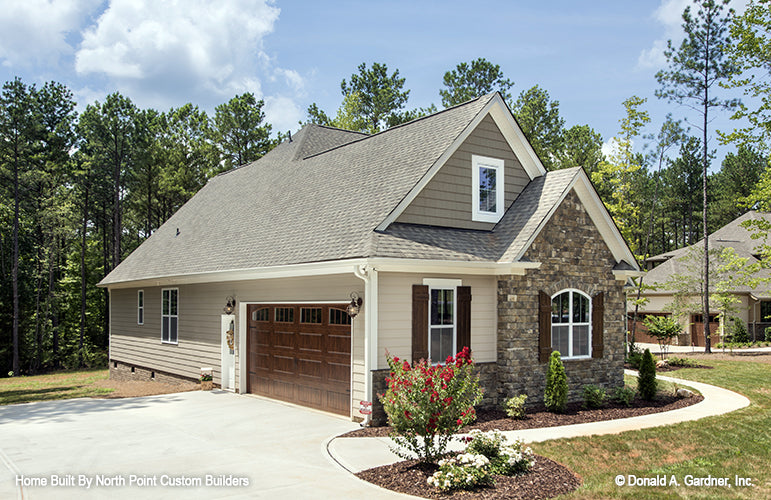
[383,94,546,231]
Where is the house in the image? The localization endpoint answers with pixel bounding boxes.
[634,211,771,347]
[99,93,641,423]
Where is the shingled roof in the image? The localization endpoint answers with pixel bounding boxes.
[644,211,771,296]
[100,93,637,286]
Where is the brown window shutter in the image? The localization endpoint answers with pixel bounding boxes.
[412,284,429,363]
[457,286,472,353]
[592,291,604,358]
[538,291,552,363]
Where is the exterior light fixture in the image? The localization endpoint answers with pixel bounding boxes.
[347,292,363,318]
[223,296,236,315]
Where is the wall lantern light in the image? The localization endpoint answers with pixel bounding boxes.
[223,296,236,315]
[347,292,363,318]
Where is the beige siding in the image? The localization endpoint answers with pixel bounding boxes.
[376,272,497,369]
[396,114,530,229]
[109,274,366,416]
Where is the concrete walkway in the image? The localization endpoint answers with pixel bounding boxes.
[327,371,751,474]
[635,342,771,355]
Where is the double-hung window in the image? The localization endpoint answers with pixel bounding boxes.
[137,290,144,325]
[425,279,461,363]
[551,290,590,358]
[472,155,505,223]
[161,288,178,344]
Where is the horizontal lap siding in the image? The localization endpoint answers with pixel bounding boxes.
[396,114,530,230]
[109,274,366,414]
[377,272,497,369]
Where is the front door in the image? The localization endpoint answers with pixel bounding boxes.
[221,315,236,391]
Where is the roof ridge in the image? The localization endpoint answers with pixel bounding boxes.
[301,93,494,160]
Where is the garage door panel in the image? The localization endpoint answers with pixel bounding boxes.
[272,355,295,376]
[248,304,351,416]
[274,331,295,349]
[272,379,295,399]
[297,358,322,379]
[298,332,323,352]
[325,391,349,414]
[298,386,323,407]
[327,334,351,356]
[327,362,349,384]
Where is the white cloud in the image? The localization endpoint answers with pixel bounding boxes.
[601,138,620,158]
[637,0,690,70]
[75,0,281,101]
[638,0,752,71]
[264,95,303,134]
[0,0,102,68]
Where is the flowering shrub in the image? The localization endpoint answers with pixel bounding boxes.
[427,453,492,492]
[466,429,535,476]
[381,347,483,462]
[503,394,527,419]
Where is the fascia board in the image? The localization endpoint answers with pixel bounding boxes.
[376,94,546,232]
[487,97,547,179]
[99,258,369,289]
[99,256,544,289]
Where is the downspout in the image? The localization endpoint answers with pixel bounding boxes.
[354,264,377,426]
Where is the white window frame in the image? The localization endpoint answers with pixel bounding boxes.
[471,154,505,223]
[424,278,462,363]
[137,290,144,325]
[161,288,179,345]
[550,289,592,359]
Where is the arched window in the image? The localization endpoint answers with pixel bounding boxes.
[551,290,591,358]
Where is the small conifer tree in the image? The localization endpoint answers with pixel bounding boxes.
[638,348,658,400]
[544,350,568,413]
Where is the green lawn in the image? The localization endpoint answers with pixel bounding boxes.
[0,369,113,405]
[534,359,770,499]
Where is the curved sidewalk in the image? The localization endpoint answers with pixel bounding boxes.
[326,371,750,474]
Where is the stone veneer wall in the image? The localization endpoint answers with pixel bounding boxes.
[496,190,626,405]
[369,362,499,426]
[110,360,208,387]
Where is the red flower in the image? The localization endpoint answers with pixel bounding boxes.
[457,418,463,425]
[393,356,399,363]
[402,361,411,371]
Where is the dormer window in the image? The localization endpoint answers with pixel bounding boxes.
[472,155,504,223]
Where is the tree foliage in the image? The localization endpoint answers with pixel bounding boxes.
[510,85,565,171]
[723,0,771,149]
[0,77,280,377]
[440,58,514,107]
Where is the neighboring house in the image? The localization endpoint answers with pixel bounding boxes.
[634,211,771,347]
[99,93,641,423]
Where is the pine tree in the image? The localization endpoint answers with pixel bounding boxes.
[544,351,568,413]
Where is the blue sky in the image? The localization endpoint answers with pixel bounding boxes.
[0,0,750,162]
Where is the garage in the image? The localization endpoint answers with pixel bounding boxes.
[247,303,351,415]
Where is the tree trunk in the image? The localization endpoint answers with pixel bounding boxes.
[79,181,89,368]
[12,143,20,377]
[703,24,712,354]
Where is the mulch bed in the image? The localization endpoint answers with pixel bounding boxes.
[357,454,580,499]
[349,393,704,498]
[341,393,704,438]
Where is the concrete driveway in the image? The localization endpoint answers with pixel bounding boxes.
[0,391,406,499]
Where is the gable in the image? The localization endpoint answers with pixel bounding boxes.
[395,114,531,230]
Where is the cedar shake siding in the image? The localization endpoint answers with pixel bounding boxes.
[496,190,626,405]
[396,115,530,230]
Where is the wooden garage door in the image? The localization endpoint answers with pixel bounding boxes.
[247,304,351,415]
